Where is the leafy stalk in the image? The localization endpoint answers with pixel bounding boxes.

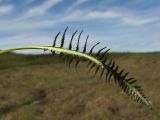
[0,28,151,108]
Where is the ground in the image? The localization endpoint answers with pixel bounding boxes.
[0,52,160,120]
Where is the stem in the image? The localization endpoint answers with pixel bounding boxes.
[0,46,103,67]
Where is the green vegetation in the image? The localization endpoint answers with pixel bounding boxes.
[0,27,151,108]
[0,52,159,120]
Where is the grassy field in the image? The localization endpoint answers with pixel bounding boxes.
[0,52,160,120]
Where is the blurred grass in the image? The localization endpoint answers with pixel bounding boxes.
[0,52,160,120]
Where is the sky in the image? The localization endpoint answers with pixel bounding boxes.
[0,0,160,53]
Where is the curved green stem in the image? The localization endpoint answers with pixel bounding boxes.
[0,45,151,108]
[0,46,103,67]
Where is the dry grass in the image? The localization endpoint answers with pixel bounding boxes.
[0,52,160,120]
